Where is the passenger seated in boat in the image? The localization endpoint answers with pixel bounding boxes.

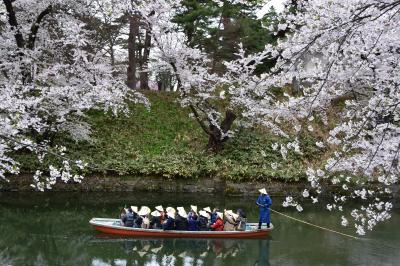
[209,212,224,231]
[198,210,210,231]
[138,206,151,229]
[155,205,165,224]
[210,208,219,224]
[135,215,143,228]
[150,210,162,229]
[224,210,239,231]
[175,207,189,230]
[187,205,199,231]
[121,207,135,227]
[203,206,212,220]
[163,211,176,230]
[236,209,247,231]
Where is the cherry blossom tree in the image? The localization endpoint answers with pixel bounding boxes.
[0,0,146,190]
[249,0,400,235]
[134,0,399,234]
[132,0,275,152]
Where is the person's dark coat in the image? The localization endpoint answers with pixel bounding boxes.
[256,194,272,224]
[175,215,189,230]
[187,212,198,231]
[125,212,135,227]
[135,216,143,228]
[150,216,162,229]
[198,216,209,231]
[163,216,175,230]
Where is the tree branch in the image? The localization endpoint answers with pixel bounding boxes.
[27,5,53,49]
[3,0,25,48]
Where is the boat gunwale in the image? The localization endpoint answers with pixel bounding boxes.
[89,218,273,235]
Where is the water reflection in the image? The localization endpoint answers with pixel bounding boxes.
[90,236,271,266]
[1,192,399,266]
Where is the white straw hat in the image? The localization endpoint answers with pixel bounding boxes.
[166,207,176,214]
[190,205,198,213]
[259,188,267,194]
[203,207,212,213]
[155,205,164,212]
[217,212,223,219]
[138,206,151,216]
[167,211,176,219]
[151,210,161,217]
[199,210,210,219]
[177,206,185,212]
[178,208,188,218]
[130,206,138,213]
[225,210,239,220]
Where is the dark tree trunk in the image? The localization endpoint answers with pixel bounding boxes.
[139,29,151,90]
[127,15,140,90]
[207,110,237,153]
[3,0,52,84]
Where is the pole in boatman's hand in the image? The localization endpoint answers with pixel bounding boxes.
[256,188,272,229]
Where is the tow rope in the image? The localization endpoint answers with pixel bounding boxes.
[270,208,361,240]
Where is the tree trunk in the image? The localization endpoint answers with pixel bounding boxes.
[139,29,151,90]
[127,15,140,90]
[207,110,237,153]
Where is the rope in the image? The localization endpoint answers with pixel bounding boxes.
[270,208,362,240]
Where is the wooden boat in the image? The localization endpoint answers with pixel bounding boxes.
[89,218,273,239]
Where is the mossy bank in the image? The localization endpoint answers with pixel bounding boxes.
[12,90,324,185]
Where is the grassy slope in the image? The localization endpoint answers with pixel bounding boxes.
[18,91,323,182]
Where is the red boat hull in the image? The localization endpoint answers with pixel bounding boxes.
[93,225,268,239]
[90,218,271,239]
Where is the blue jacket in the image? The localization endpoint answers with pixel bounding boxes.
[256,194,272,223]
[187,212,198,231]
[210,212,218,224]
[122,212,134,227]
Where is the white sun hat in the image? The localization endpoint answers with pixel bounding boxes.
[151,210,161,217]
[225,210,239,220]
[217,212,223,219]
[130,206,139,213]
[190,205,198,213]
[203,207,212,213]
[155,205,164,212]
[177,206,186,212]
[166,207,176,214]
[178,208,188,219]
[179,212,188,219]
[259,188,267,194]
[199,210,210,219]
[167,211,176,219]
[138,206,151,216]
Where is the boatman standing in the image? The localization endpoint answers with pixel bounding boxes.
[256,188,272,229]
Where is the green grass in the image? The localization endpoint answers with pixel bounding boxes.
[15,91,323,182]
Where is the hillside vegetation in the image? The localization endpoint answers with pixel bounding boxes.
[16,91,324,182]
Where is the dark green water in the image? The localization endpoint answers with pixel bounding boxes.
[0,192,399,266]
